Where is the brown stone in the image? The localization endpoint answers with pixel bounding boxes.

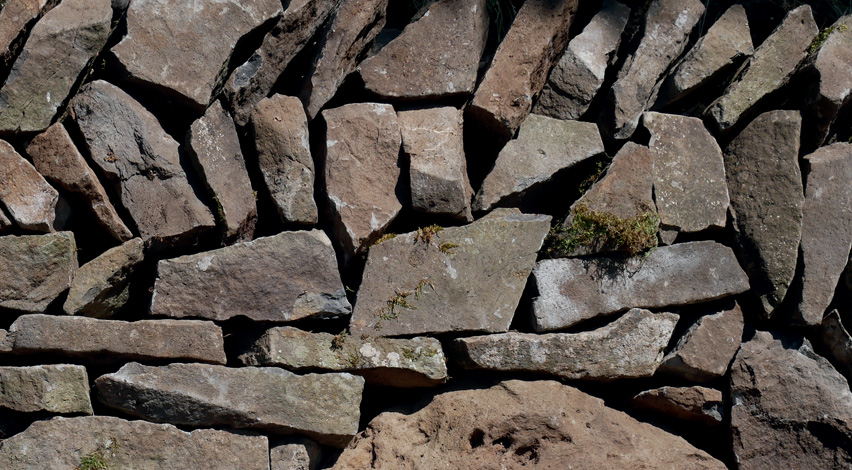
[820,310,852,382]
[0,0,50,67]
[802,15,852,148]
[0,364,93,415]
[63,238,144,318]
[0,139,58,231]
[271,439,322,470]
[0,232,77,313]
[570,142,655,218]
[632,386,723,426]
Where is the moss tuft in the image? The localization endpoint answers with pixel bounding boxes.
[546,204,659,257]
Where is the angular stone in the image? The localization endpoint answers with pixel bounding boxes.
[468,0,579,141]
[602,0,704,139]
[5,314,227,364]
[187,100,257,242]
[241,326,447,387]
[398,107,473,221]
[0,416,269,469]
[532,241,749,331]
[455,308,678,380]
[821,310,852,381]
[63,238,144,318]
[0,0,49,66]
[705,6,818,131]
[632,386,723,426]
[0,0,111,133]
[643,112,729,234]
[571,142,655,219]
[72,80,215,248]
[271,439,321,470]
[802,15,852,147]
[332,380,726,469]
[532,0,630,120]
[27,123,133,241]
[350,208,551,336]
[473,115,603,211]
[0,364,92,415]
[0,209,11,233]
[659,301,744,382]
[96,362,365,447]
[724,110,803,317]
[250,95,318,225]
[0,232,76,313]
[111,0,283,109]
[731,331,852,469]
[151,230,350,322]
[0,329,10,352]
[322,103,402,255]
[0,139,57,231]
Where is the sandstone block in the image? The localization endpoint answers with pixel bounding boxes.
[63,238,144,318]
[0,139,58,232]
[0,232,76,313]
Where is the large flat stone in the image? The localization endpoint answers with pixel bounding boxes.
[632,386,723,427]
[63,238,144,318]
[0,0,50,67]
[0,232,76,313]
[0,139,58,232]
[802,15,852,148]
[0,364,92,415]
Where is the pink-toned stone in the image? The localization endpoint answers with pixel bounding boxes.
[0,139,58,232]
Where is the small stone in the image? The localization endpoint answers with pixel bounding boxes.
[0,139,58,232]
[271,438,322,470]
[632,386,724,426]
[570,142,655,219]
[0,329,10,352]
[0,232,77,313]
[820,310,852,382]
[63,238,144,318]
[0,0,50,66]
[0,364,92,415]
[0,209,11,233]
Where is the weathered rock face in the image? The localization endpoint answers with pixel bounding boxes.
[0,0,111,134]
[0,232,76,313]
[821,310,852,381]
[111,0,283,109]
[632,386,724,426]
[0,416,270,469]
[570,141,655,217]
[95,362,365,447]
[63,238,144,318]
[473,115,604,211]
[332,380,726,469]
[705,6,818,131]
[468,0,579,141]
[730,331,852,469]
[533,0,630,120]
[271,439,322,470]
[455,309,678,380]
[802,15,852,147]
[0,209,11,233]
[0,364,92,415]
[0,140,58,232]
[0,0,50,66]
[5,314,227,364]
[350,208,551,336]
[250,95,318,225]
[322,103,402,255]
[151,230,350,322]
[241,326,447,387]
[724,110,803,317]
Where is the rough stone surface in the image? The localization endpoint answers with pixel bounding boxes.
[72,80,215,248]
[187,100,257,242]
[0,0,50,66]
[111,0,283,109]
[322,103,402,255]
[241,326,448,387]
[271,439,322,470]
[250,95,318,225]
[473,115,603,211]
[96,362,365,447]
[0,232,76,313]
[455,308,678,380]
[27,123,133,241]
[0,329,10,352]
[821,310,852,381]
[632,386,724,426]
[5,314,227,364]
[0,416,270,469]
[0,139,58,231]
[151,230,350,322]
[533,0,630,120]
[399,107,473,221]
[730,331,852,469]
[602,0,704,139]
[0,364,92,414]
[63,238,144,318]
[724,110,803,317]
[802,15,852,147]
[0,209,11,233]
[532,241,750,331]
[0,0,111,133]
[705,6,818,131]
[332,380,726,469]
[468,0,579,141]
[350,208,551,336]
[570,142,655,217]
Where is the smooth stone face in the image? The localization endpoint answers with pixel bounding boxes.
[0,0,111,133]
[332,380,726,469]
[350,208,551,337]
[532,241,750,331]
[0,140,58,231]
[271,439,322,470]
[95,362,365,447]
[63,238,144,318]
[0,364,92,415]
[5,314,227,364]
[0,232,77,313]
[473,115,604,211]
[241,326,448,387]
[820,310,852,382]
[724,110,803,317]
[632,386,724,426]
[803,15,852,147]
[398,107,473,221]
[0,416,269,469]
[0,0,49,65]
[151,230,350,322]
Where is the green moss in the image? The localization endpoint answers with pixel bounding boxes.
[439,242,459,254]
[577,153,613,196]
[376,279,434,323]
[809,23,848,55]
[415,225,443,244]
[401,347,417,360]
[547,204,659,257]
[371,232,398,247]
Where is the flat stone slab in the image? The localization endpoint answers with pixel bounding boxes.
[0,364,92,415]
[151,230,350,322]
[95,362,365,447]
[632,386,723,426]
[0,139,58,232]
[350,208,551,336]
[803,14,852,147]
[241,326,448,387]
[532,241,750,331]
[0,232,77,313]
[63,238,144,318]
[820,310,852,381]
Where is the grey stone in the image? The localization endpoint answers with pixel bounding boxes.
[0,232,76,313]
[63,238,144,318]
[569,142,656,218]
[0,139,58,231]
[632,386,724,426]
[0,0,50,67]
[820,310,852,382]
[0,364,92,415]
[802,15,852,148]
[0,329,10,352]
[271,438,321,470]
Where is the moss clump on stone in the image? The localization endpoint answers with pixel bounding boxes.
[548,204,660,257]
[808,22,848,55]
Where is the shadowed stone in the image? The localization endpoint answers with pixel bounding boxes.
[63,238,144,318]
[0,330,9,352]
[271,439,322,470]
[0,140,58,232]
[0,232,76,313]
[820,310,852,382]
[802,15,852,148]
[0,209,11,233]
[632,386,723,426]
[0,364,92,415]
[0,0,50,67]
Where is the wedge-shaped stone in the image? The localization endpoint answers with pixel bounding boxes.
[0,0,50,66]
[0,364,92,415]
[241,326,447,387]
[0,416,269,469]
[532,241,749,331]
[802,15,852,148]
[632,386,723,426]
[0,232,76,313]
[96,362,364,447]
[820,310,852,382]
[350,208,551,336]
[63,238,144,318]
[0,139,58,232]
[5,314,226,364]
[151,230,350,322]
[0,209,11,233]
